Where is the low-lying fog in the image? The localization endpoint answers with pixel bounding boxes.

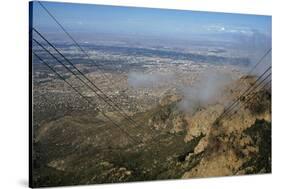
[127,69,234,114]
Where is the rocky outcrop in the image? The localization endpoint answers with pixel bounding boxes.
[181,77,271,179]
[148,95,186,134]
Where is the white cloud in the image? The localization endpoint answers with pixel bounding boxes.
[206,25,256,35]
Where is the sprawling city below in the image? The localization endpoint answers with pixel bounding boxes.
[33,36,249,122]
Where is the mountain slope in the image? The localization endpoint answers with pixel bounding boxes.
[32,76,271,187]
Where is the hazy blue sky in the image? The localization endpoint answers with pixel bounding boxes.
[32,1,271,39]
